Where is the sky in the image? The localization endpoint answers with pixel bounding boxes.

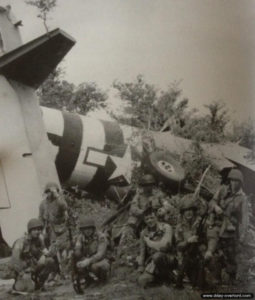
[1,0,255,121]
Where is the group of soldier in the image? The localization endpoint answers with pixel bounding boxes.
[131,169,254,289]
[10,182,110,295]
[9,167,255,294]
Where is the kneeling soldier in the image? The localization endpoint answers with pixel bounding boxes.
[73,216,110,293]
[11,218,56,294]
[137,208,175,288]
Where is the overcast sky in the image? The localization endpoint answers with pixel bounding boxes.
[1,0,255,121]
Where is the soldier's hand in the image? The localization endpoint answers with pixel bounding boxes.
[144,237,160,251]
[42,248,50,256]
[214,205,223,215]
[38,255,46,266]
[204,250,212,261]
[187,235,198,243]
[77,258,91,269]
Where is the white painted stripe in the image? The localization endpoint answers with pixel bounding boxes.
[41,106,64,158]
[41,106,64,137]
[87,150,108,166]
[68,116,105,188]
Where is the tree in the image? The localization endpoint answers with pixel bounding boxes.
[25,0,57,32]
[112,75,189,131]
[37,67,74,109]
[69,82,107,114]
[229,120,255,163]
[230,119,255,149]
[156,83,189,132]
[175,101,230,143]
[112,75,157,129]
[203,101,229,142]
[38,67,108,115]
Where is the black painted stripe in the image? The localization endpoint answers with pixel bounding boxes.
[55,112,83,183]
[85,120,126,193]
[47,133,62,147]
[100,120,126,157]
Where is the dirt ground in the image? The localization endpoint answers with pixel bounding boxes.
[1,277,255,300]
[0,278,207,300]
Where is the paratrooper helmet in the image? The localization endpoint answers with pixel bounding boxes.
[179,194,197,212]
[79,216,96,229]
[27,218,43,232]
[44,182,59,192]
[227,169,243,185]
[139,174,156,186]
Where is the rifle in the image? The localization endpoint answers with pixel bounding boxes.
[176,166,211,288]
[192,165,211,201]
[175,215,207,288]
[101,188,135,229]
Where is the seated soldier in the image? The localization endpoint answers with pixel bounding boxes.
[137,208,175,288]
[175,194,206,289]
[117,174,162,258]
[73,216,110,293]
[10,218,56,294]
[128,174,157,232]
[128,174,173,233]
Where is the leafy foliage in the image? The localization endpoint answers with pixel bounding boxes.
[181,138,220,192]
[174,101,229,143]
[112,76,232,144]
[70,82,107,113]
[37,67,108,114]
[112,75,188,131]
[231,119,255,149]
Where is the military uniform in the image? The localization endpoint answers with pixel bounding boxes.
[207,170,248,283]
[208,187,246,281]
[235,195,255,282]
[174,195,207,288]
[11,220,56,292]
[175,216,206,286]
[138,222,175,287]
[128,187,173,229]
[39,195,68,243]
[74,228,110,282]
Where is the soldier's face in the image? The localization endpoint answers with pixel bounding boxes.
[47,187,59,200]
[81,227,95,238]
[183,209,194,221]
[29,227,42,239]
[230,179,241,193]
[144,214,157,228]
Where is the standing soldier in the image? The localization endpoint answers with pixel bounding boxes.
[10,218,56,294]
[73,216,110,294]
[39,182,69,277]
[175,194,206,289]
[39,182,68,244]
[137,208,175,288]
[206,168,248,284]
